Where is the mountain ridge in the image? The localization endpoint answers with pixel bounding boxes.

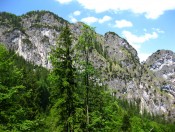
[0,10,175,120]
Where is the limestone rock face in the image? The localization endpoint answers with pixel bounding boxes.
[0,11,175,120]
[146,50,175,100]
[145,50,175,118]
[146,50,175,84]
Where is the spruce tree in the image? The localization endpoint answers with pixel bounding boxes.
[48,24,77,131]
[0,44,38,131]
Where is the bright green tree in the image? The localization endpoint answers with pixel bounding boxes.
[76,24,98,131]
[0,44,37,131]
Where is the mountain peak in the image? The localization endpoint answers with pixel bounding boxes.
[1,11,175,120]
[146,49,175,85]
[146,50,175,70]
[22,10,67,22]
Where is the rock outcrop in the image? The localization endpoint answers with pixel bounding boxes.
[0,11,175,120]
[145,50,175,118]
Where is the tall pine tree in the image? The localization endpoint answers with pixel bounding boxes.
[48,24,77,132]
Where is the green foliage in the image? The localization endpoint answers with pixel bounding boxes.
[76,24,102,131]
[103,47,110,59]
[121,114,131,131]
[0,23,175,132]
[0,12,21,28]
[22,10,68,24]
[0,45,28,130]
[47,24,79,131]
[0,44,49,131]
[94,41,103,56]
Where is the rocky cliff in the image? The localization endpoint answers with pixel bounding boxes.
[145,50,175,117]
[146,50,175,85]
[0,11,174,120]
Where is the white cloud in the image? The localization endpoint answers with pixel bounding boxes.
[99,16,112,23]
[138,52,151,62]
[69,10,81,23]
[76,0,175,19]
[73,10,81,16]
[143,28,147,32]
[115,20,133,28]
[69,16,78,23]
[81,17,98,24]
[152,28,165,34]
[81,15,112,24]
[122,31,158,49]
[55,0,73,4]
[122,30,158,61]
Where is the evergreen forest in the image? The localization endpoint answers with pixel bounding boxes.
[0,24,175,132]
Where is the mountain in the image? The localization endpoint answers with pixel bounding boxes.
[145,50,175,117]
[146,50,175,85]
[0,10,175,120]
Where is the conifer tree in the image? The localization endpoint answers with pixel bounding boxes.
[0,44,35,131]
[49,24,77,131]
[76,24,100,131]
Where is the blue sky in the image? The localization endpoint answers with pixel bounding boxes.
[1,0,175,61]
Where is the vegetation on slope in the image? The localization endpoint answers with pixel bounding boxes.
[0,24,175,132]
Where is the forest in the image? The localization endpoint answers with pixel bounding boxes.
[0,24,175,132]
